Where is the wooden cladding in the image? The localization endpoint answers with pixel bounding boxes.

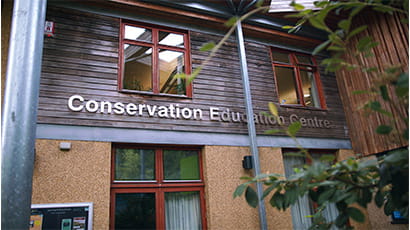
[336,11,408,155]
[38,6,349,139]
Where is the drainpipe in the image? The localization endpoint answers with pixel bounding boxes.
[1,0,47,229]
[235,21,268,230]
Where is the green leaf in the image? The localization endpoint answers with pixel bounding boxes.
[318,189,336,205]
[255,0,264,8]
[357,36,379,53]
[199,42,216,51]
[268,102,278,117]
[369,101,381,111]
[335,213,349,227]
[347,207,365,222]
[352,90,372,95]
[379,85,390,101]
[265,129,283,135]
[384,149,408,164]
[312,40,331,55]
[338,19,351,31]
[233,183,248,198]
[225,16,239,27]
[282,25,295,30]
[383,199,394,216]
[319,154,336,162]
[375,190,385,208]
[347,25,367,40]
[262,185,276,199]
[245,186,259,208]
[376,125,393,135]
[327,45,346,52]
[309,17,328,31]
[290,2,305,11]
[373,6,393,14]
[314,0,329,8]
[288,121,302,136]
[395,72,409,98]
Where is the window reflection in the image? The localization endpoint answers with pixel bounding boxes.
[159,31,184,47]
[124,25,152,42]
[115,148,155,181]
[163,150,199,180]
[275,66,299,105]
[159,50,185,95]
[123,44,152,91]
[300,71,321,108]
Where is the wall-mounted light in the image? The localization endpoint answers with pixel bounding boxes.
[59,142,71,151]
[242,155,253,169]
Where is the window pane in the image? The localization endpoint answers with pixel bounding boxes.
[165,191,202,230]
[123,44,152,91]
[163,150,199,180]
[115,148,155,181]
[159,31,184,47]
[115,193,156,230]
[300,71,321,108]
[271,51,290,63]
[275,66,299,105]
[296,55,313,65]
[124,25,151,42]
[159,49,186,95]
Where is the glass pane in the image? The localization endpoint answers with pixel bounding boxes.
[271,51,290,63]
[123,44,152,91]
[296,55,313,65]
[165,191,202,230]
[283,155,313,229]
[115,193,156,230]
[115,148,155,181]
[159,31,184,47]
[300,70,321,108]
[163,150,199,180]
[159,49,186,95]
[274,66,299,105]
[124,25,152,42]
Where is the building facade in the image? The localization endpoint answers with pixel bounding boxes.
[1,0,407,229]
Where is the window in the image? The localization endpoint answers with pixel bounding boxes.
[283,149,338,230]
[119,20,192,97]
[270,48,326,109]
[110,145,206,230]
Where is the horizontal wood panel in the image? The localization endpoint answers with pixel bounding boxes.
[38,5,349,140]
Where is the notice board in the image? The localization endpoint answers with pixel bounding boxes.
[30,202,93,230]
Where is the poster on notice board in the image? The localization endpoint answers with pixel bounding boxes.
[30,202,93,230]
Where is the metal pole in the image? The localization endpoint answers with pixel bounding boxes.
[235,21,268,230]
[1,0,47,229]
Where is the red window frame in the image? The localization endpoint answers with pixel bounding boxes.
[110,145,206,230]
[118,19,193,97]
[270,48,327,109]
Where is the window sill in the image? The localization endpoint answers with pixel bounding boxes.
[119,89,192,99]
[279,104,328,111]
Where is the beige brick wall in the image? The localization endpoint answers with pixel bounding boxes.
[32,139,111,229]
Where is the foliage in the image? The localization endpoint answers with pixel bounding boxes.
[234,0,409,229]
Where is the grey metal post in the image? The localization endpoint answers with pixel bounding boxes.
[235,21,268,230]
[1,0,47,229]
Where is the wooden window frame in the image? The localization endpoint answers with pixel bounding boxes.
[118,19,193,98]
[110,145,206,230]
[270,48,327,109]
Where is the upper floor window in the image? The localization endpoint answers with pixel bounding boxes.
[270,48,326,109]
[119,20,192,97]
